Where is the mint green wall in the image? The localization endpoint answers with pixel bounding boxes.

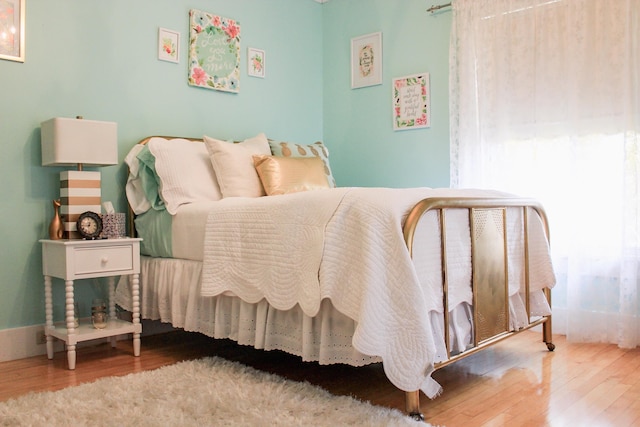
[0,1,452,332]
[0,0,324,330]
[322,0,451,188]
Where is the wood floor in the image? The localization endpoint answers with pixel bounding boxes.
[1,329,639,426]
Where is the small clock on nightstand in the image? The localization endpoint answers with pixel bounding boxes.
[76,211,103,240]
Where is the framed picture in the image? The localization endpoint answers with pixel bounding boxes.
[350,32,382,89]
[247,48,265,78]
[0,0,25,62]
[188,9,241,93]
[158,28,180,63]
[392,73,430,131]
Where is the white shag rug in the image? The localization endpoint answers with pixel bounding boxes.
[0,357,428,426]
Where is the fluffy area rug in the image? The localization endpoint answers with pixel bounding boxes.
[0,357,428,426]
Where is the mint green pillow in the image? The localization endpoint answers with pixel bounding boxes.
[136,145,166,211]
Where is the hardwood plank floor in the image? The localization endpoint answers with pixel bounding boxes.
[1,329,639,426]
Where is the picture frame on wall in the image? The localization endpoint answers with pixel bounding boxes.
[392,73,430,131]
[188,9,241,93]
[158,28,180,63]
[350,32,382,89]
[247,48,265,78]
[0,0,25,62]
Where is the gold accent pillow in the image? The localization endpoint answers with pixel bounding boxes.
[253,155,330,196]
[268,140,336,187]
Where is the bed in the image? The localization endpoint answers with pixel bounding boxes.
[115,134,556,421]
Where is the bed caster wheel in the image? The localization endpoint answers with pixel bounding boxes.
[409,412,425,422]
[546,342,555,351]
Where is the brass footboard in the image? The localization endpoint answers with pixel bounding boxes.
[401,197,554,421]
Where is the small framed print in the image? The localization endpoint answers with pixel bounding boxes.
[351,32,382,89]
[158,28,180,63]
[0,0,25,62]
[393,73,430,131]
[248,48,265,78]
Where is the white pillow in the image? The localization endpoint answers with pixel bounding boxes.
[203,133,271,198]
[147,137,222,214]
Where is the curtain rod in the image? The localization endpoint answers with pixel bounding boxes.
[427,2,451,13]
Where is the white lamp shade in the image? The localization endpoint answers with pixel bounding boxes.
[41,117,118,167]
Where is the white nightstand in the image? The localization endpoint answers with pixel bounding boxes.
[40,238,143,370]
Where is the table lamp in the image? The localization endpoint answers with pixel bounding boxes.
[41,116,118,239]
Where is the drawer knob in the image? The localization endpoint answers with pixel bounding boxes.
[101,257,109,264]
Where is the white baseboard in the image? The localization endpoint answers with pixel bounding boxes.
[0,319,176,363]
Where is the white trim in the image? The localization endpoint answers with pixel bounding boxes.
[0,319,174,363]
[0,324,62,362]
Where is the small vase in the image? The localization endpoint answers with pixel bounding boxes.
[48,199,64,240]
[91,299,108,329]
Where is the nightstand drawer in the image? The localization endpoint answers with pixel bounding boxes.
[74,245,134,275]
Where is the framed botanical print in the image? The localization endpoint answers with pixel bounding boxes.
[247,48,265,78]
[158,28,179,63]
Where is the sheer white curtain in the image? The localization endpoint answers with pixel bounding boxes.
[449,0,640,347]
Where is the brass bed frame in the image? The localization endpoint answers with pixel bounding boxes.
[127,136,555,421]
[402,198,554,420]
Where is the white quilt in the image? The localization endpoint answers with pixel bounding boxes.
[200,187,555,398]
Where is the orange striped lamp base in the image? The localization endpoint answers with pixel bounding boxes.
[59,170,101,239]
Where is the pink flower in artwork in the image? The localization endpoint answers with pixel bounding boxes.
[192,67,207,86]
[395,107,401,117]
[416,115,427,125]
[195,25,203,34]
[224,20,240,39]
[422,86,427,95]
[213,16,222,27]
[395,79,406,89]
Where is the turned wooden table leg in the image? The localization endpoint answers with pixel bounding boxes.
[44,275,54,359]
[65,279,77,370]
[108,276,117,348]
[132,273,141,356]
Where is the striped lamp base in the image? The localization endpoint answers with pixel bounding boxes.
[59,170,101,239]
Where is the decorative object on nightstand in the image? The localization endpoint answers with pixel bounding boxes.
[91,299,108,329]
[76,210,103,240]
[101,212,126,238]
[48,199,64,240]
[40,237,142,370]
[40,116,118,239]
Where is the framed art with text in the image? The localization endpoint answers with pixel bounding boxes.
[392,73,430,131]
[350,32,382,89]
[188,9,241,93]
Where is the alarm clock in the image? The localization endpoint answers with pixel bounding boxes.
[76,211,103,240]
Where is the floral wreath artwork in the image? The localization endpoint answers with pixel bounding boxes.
[188,9,241,93]
[393,73,430,131]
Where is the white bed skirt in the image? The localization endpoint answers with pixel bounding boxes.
[115,256,550,367]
